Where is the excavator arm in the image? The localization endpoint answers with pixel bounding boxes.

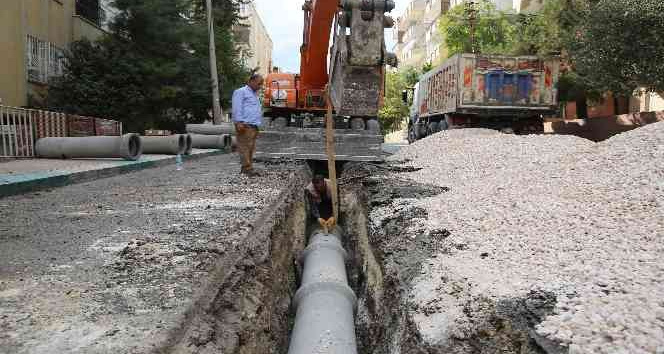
[257,0,396,162]
[300,0,397,117]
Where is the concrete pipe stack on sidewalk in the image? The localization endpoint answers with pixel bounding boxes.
[288,228,358,354]
[35,134,143,161]
[140,134,189,155]
[186,124,235,150]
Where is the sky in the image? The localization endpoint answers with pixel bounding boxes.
[252,0,410,73]
[252,0,520,73]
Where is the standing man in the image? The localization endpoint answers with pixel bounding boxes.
[232,73,264,176]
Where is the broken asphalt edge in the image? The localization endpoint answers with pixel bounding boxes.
[0,149,228,198]
[153,164,310,353]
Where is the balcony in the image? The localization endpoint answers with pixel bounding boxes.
[398,0,427,30]
[75,0,104,28]
[233,26,251,45]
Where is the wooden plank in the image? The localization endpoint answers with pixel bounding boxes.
[325,93,339,221]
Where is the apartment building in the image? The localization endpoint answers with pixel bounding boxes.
[394,0,518,70]
[393,0,433,69]
[235,2,273,77]
[0,0,114,107]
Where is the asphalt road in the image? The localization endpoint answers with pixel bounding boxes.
[0,154,298,354]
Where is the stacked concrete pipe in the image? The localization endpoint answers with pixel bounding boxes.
[287,228,358,354]
[140,135,187,155]
[186,123,235,136]
[189,134,232,150]
[35,133,142,161]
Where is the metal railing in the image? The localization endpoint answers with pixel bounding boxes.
[0,105,122,158]
[76,0,105,27]
[0,106,38,157]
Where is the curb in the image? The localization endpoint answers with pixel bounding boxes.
[0,149,227,198]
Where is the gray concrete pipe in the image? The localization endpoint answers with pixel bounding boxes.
[35,134,142,161]
[183,134,193,155]
[189,134,231,149]
[140,135,186,155]
[186,123,236,136]
[287,229,358,354]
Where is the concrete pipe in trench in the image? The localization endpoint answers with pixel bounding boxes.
[140,135,187,155]
[189,134,231,149]
[183,134,193,155]
[35,134,142,161]
[287,229,358,354]
[186,123,236,136]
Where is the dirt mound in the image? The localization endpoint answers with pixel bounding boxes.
[373,124,664,353]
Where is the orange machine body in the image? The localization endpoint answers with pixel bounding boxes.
[264,0,338,116]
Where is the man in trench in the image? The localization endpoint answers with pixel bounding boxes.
[306,174,337,233]
[232,73,264,177]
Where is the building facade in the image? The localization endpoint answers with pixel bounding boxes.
[235,2,273,77]
[394,0,517,70]
[0,0,112,107]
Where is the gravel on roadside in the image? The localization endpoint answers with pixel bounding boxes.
[388,124,664,353]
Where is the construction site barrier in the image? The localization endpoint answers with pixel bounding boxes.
[0,105,123,158]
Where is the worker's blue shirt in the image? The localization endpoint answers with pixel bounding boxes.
[231,85,263,126]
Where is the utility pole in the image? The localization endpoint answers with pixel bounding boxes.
[206,0,223,124]
[465,0,477,53]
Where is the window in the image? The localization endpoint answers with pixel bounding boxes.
[76,0,104,27]
[26,35,66,84]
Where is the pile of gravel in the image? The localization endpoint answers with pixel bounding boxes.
[389,124,664,353]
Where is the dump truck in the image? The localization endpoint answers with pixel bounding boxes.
[406,54,561,143]
[255,0,397,161]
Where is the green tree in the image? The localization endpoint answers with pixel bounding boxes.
[511,0,565,55]
[439,0,515,57]
[378,66,421,134]
[568,0,664,94]
[46,0,250,133]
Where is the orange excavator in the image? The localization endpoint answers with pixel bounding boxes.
[257,0,397,161]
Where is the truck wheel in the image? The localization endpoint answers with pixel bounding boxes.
[273,117,288,129]
[350,118,366,130]
[417,124,427,139]
[408,126,417,144]
[439,120,449,131]
[427,122,440,135]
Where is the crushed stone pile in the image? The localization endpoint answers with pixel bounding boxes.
[389,124,664,353]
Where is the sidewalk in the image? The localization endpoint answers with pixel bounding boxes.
[0,149,225,198]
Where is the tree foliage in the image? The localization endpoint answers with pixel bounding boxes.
[568,0,664,94]
[439,0,515,57]
[378,66,422,134]
[46,0,250,133]
[439,0,664,97]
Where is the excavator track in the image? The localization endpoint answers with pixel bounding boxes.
[255,128,383,162]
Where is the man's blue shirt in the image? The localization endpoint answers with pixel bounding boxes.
[231,85,263,126]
